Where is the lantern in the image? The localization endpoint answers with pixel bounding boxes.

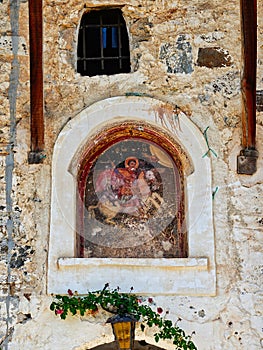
[107,314,137,350]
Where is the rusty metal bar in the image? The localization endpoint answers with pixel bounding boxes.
[28,0,45,164]
[237,0,258,174]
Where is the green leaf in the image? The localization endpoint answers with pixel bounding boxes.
[62,296,69,303]
[154,335,159,343]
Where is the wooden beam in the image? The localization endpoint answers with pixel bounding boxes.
[237,0,258,174]
[28,0,45,164]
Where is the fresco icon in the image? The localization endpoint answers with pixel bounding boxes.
[83,139,184,258]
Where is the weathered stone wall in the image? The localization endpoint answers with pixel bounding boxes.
[0,0,262,349]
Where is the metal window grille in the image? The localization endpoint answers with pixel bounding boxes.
[77,9,131,76]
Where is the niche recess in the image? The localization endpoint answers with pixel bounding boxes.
[77,121,187,259]
[48,96,216,296]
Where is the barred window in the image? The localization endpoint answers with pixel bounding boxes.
[77,9,131,76]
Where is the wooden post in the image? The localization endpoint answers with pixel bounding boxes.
[237,0,258,174]
[28,0,45,164]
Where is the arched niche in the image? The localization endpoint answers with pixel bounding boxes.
[74,120,192,259]
[48,96,216,296]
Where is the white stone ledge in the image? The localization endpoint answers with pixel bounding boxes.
[49,257,216,296]
[58,257,208,270]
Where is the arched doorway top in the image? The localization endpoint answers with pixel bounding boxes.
[76,340,172,350]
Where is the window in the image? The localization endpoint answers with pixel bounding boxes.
[48,96,216,296]
[77,9,131,76]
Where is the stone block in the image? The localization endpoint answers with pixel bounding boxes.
[0,36,28,56]
[256,90,263,112]
[160,35,193,74]
[197,47,233,68]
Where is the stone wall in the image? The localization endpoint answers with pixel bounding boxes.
[0,0,262,349]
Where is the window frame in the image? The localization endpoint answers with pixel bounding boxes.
[77,9,131,76]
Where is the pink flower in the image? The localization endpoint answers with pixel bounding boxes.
[55,309,64,315]
[67,289,73,296]
[137,298,142,303]
[157,307,163,314]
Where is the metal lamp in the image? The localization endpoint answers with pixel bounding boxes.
[107,314,137,350]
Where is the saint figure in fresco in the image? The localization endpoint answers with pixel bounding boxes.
[111,157,149,202]
[89,156,163,224]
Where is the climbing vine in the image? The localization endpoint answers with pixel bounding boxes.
[50,284,197,350]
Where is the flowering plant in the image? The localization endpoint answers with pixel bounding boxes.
[50,284,197,350]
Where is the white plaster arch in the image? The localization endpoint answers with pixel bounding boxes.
[48,96,216,295]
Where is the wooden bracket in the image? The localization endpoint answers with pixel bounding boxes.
[238,0,258,174]
[28,0,44,164]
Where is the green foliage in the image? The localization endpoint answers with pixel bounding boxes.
[202,126,217,158]
[50,284,197,350]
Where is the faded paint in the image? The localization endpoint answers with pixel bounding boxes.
[2,1,21,349]
[0,0,262,349]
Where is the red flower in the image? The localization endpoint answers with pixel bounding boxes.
[55,309,64,315]
[157,307,163,314]
[148,298,153,303]
[137,298,142,303]
[67,289,73,296]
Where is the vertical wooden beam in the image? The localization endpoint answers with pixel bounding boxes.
[237,0,258,174]
[28,0,45,164]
